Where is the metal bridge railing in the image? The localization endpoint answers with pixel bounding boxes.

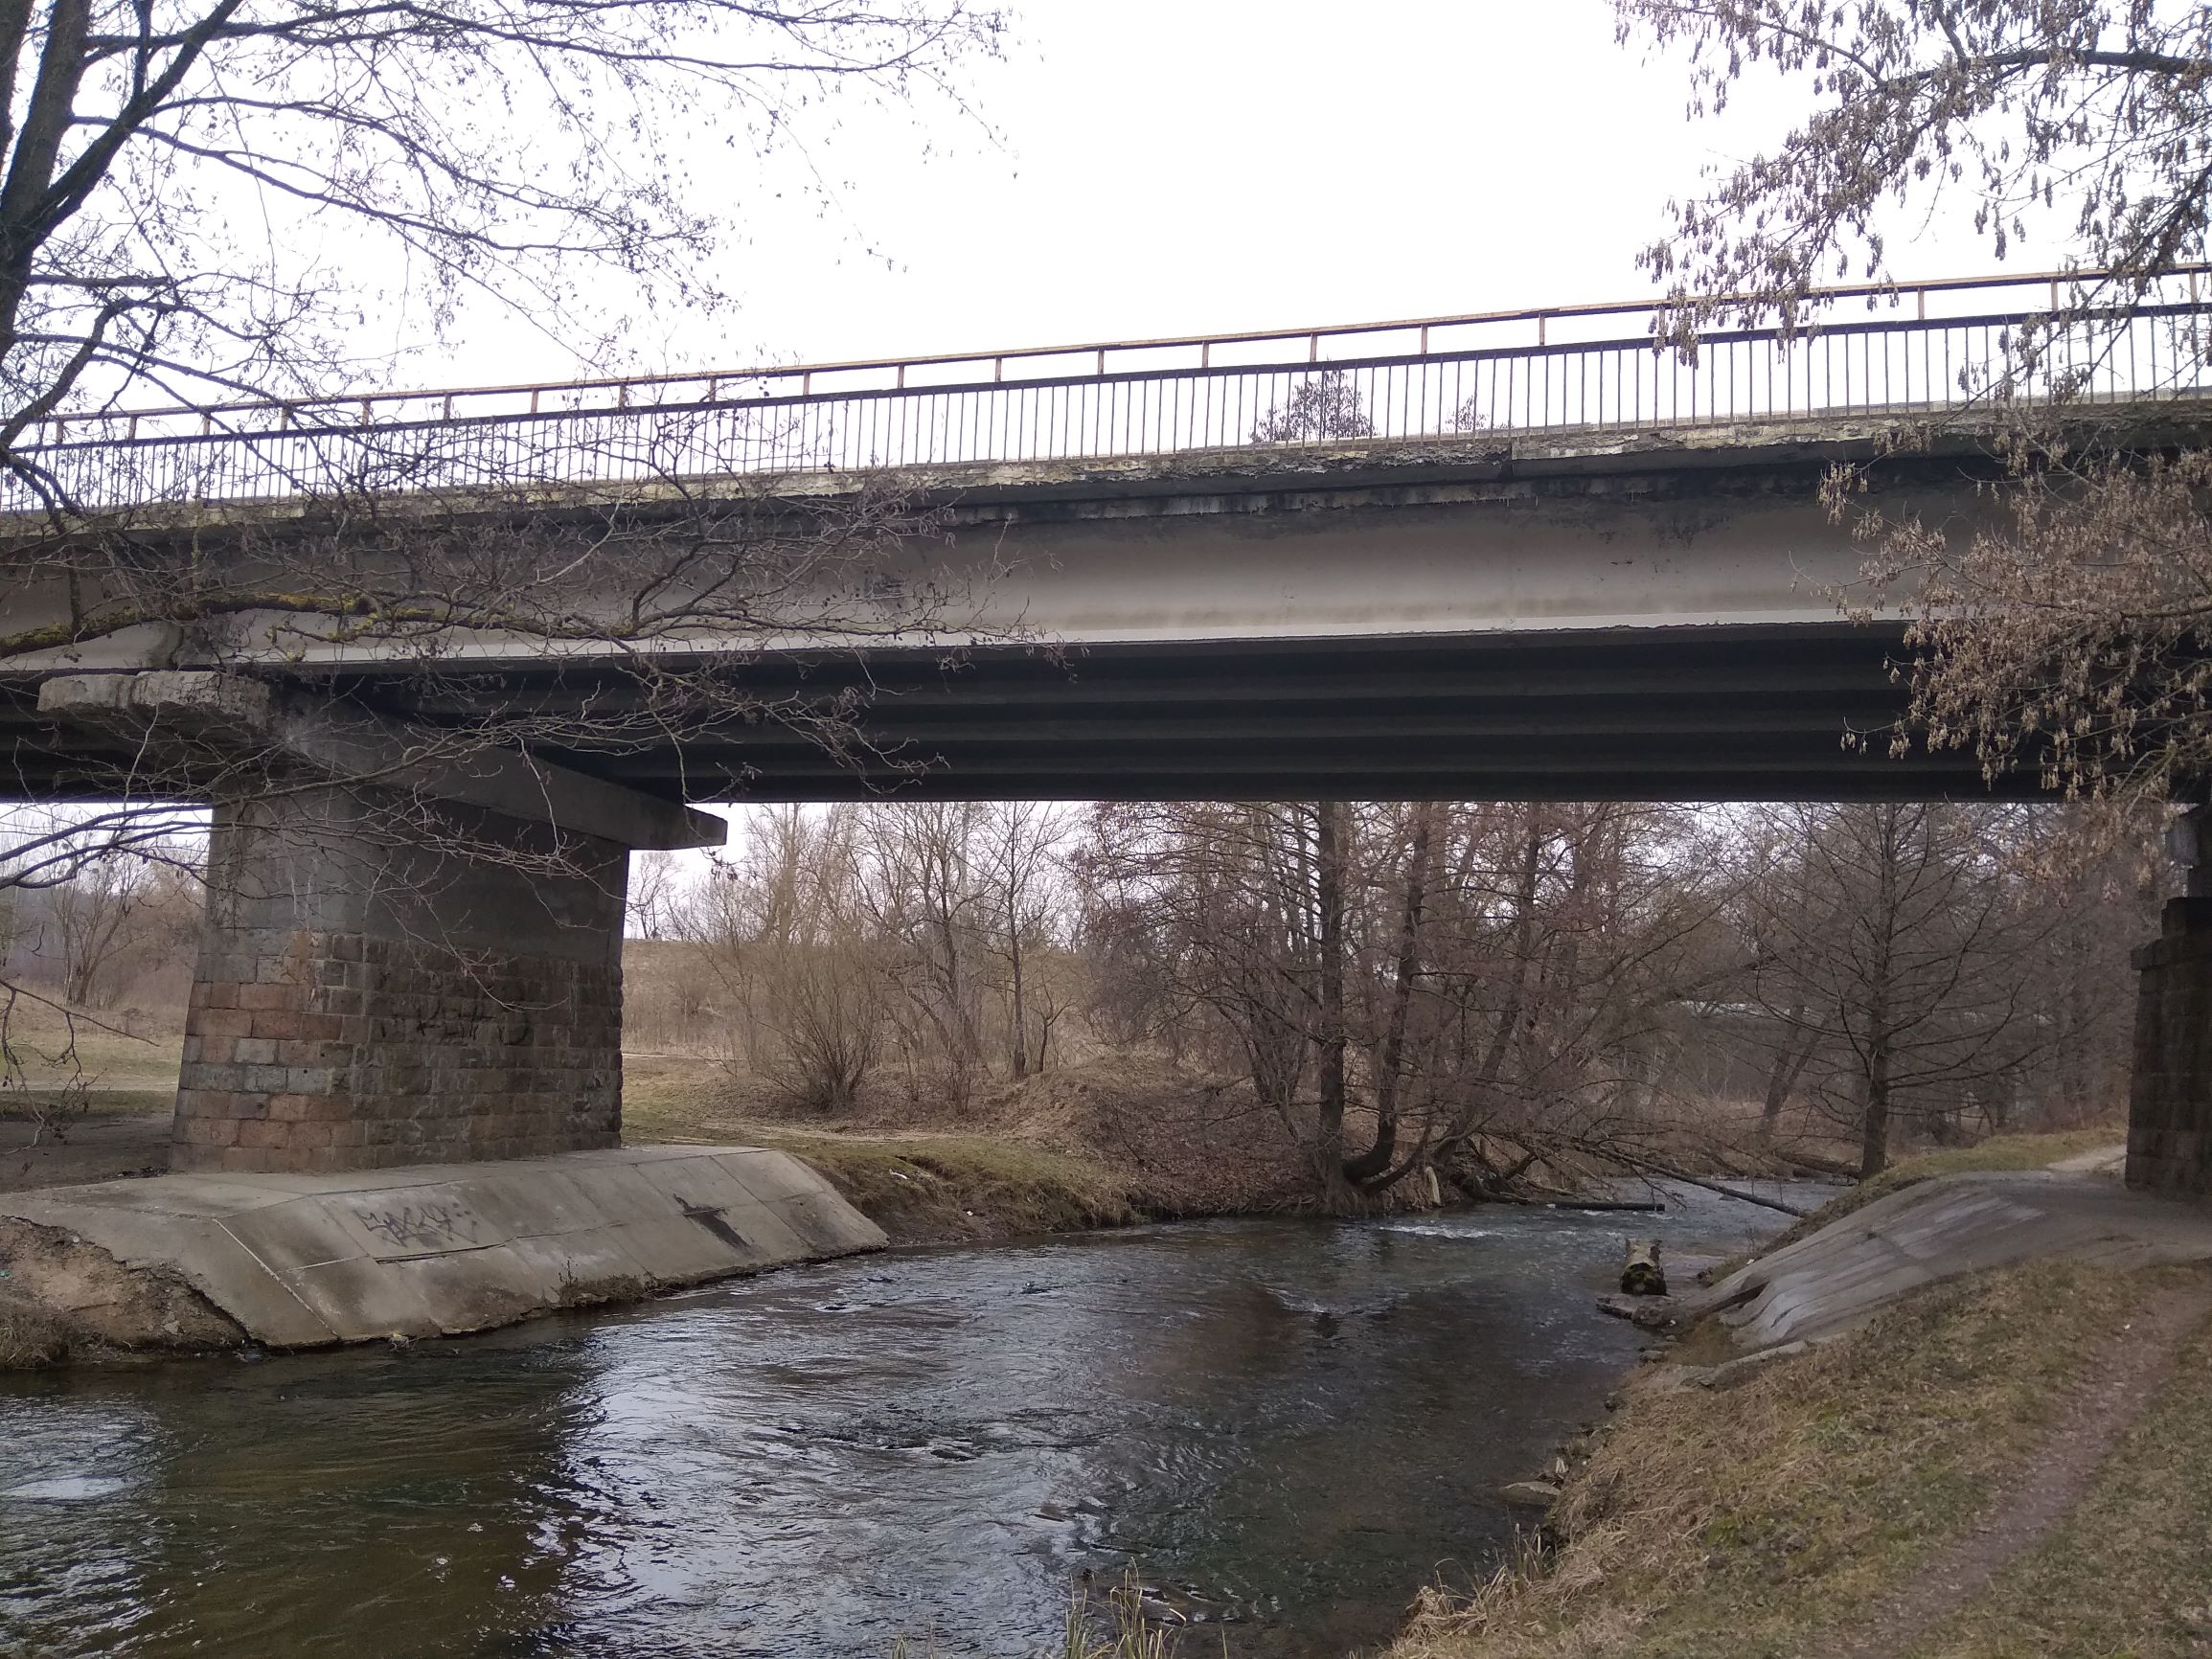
[11,267,2212,512]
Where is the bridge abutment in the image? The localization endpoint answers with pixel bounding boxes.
[175,787,632,1173]
[2128,895,2212,1197]
[2128,807,2212,1195]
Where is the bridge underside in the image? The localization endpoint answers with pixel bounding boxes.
[353,624,2041,804]
[5,623,2030,806]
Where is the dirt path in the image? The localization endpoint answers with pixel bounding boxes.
[1835,1278,2212,1659]
[1,1113,171,1192]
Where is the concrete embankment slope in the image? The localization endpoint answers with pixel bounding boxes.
[0,1145,885,1349]
[1693,1161,2212,1352]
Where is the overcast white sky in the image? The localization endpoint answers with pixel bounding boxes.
[417,0,1994,391]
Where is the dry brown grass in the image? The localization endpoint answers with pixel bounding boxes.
[0,996,184,1123]
[1910,1279,2212,1658]
[0,1293,78,1368]
[1388,1261,2196,1659]
[729,1127,1141,1245]
[621,1049,1320,1239]
[621,1052,1155,1242]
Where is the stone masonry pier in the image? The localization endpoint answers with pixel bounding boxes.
[2129,909,2212,1196]
[41,670,723,1177]
[178,789,631,1173]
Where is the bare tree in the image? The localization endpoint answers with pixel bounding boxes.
[0,0,1015,1093]
[1741,804,2059,1176]
[978,801,1072,1078]
[677,805,887,1113]
[627,850,684,942]
[1075,800,1743,1209]
[1614,1,2212,809]
[45,849,152,1006]
[858,802,991,1096]
[0,0,1004,454]
[1614,2,2212,327]
[1252,370,1373,442]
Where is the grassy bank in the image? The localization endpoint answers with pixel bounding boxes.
[623,1056,1154,1244]
[1394,1260,2212,1659]
[622,1051,1304,1244]
[0,1294,77,1368]
[717,1127,1143,1245]
[1390,1131,2212,1659]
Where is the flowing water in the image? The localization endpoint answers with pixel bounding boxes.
[0,1184,1811,1658]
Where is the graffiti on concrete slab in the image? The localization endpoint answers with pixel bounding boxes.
[355,1201,483,1254]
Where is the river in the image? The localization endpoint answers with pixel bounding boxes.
[0,1184,1809,1658]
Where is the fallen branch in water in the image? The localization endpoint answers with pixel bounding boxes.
[1490,1130,1818,1219]
[1599,1149,1813,1218]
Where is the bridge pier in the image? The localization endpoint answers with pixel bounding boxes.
[176,787,640,1173]
[2129,808,2212,1196]
[39,671,723,1175]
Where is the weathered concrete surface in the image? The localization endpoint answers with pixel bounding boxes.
[177,786,635,1174]
[0,415,2139,806]
[1699,1166,2212,1352]
[40,670,724,852]
[2128,896,2212,1195]
[0,1145,884,1347]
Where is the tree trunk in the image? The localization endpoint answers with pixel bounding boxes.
[1347,804,1435,1188]
[1859,1039,1892,1179]
[1758,1010,1814,1142]
[1478,825,1544,1087]
[1859,807,1901,1180]
[1007,923,1028,1079]
[1312,801,1350,1198]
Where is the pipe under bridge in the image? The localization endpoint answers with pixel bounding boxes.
[4,268,2210,1197]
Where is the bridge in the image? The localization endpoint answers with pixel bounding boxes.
[5,266,2211,1219]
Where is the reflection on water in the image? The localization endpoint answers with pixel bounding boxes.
[0,1185,1804,1658]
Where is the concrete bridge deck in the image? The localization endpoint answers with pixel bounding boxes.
[2,413,2116,803]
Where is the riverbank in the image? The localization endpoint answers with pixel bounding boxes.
[0,1052,1317,1368]
[620,1053,1322,1243]
[1390,1130,2212,1659]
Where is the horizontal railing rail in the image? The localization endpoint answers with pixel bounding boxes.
[10,268,2212,512]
